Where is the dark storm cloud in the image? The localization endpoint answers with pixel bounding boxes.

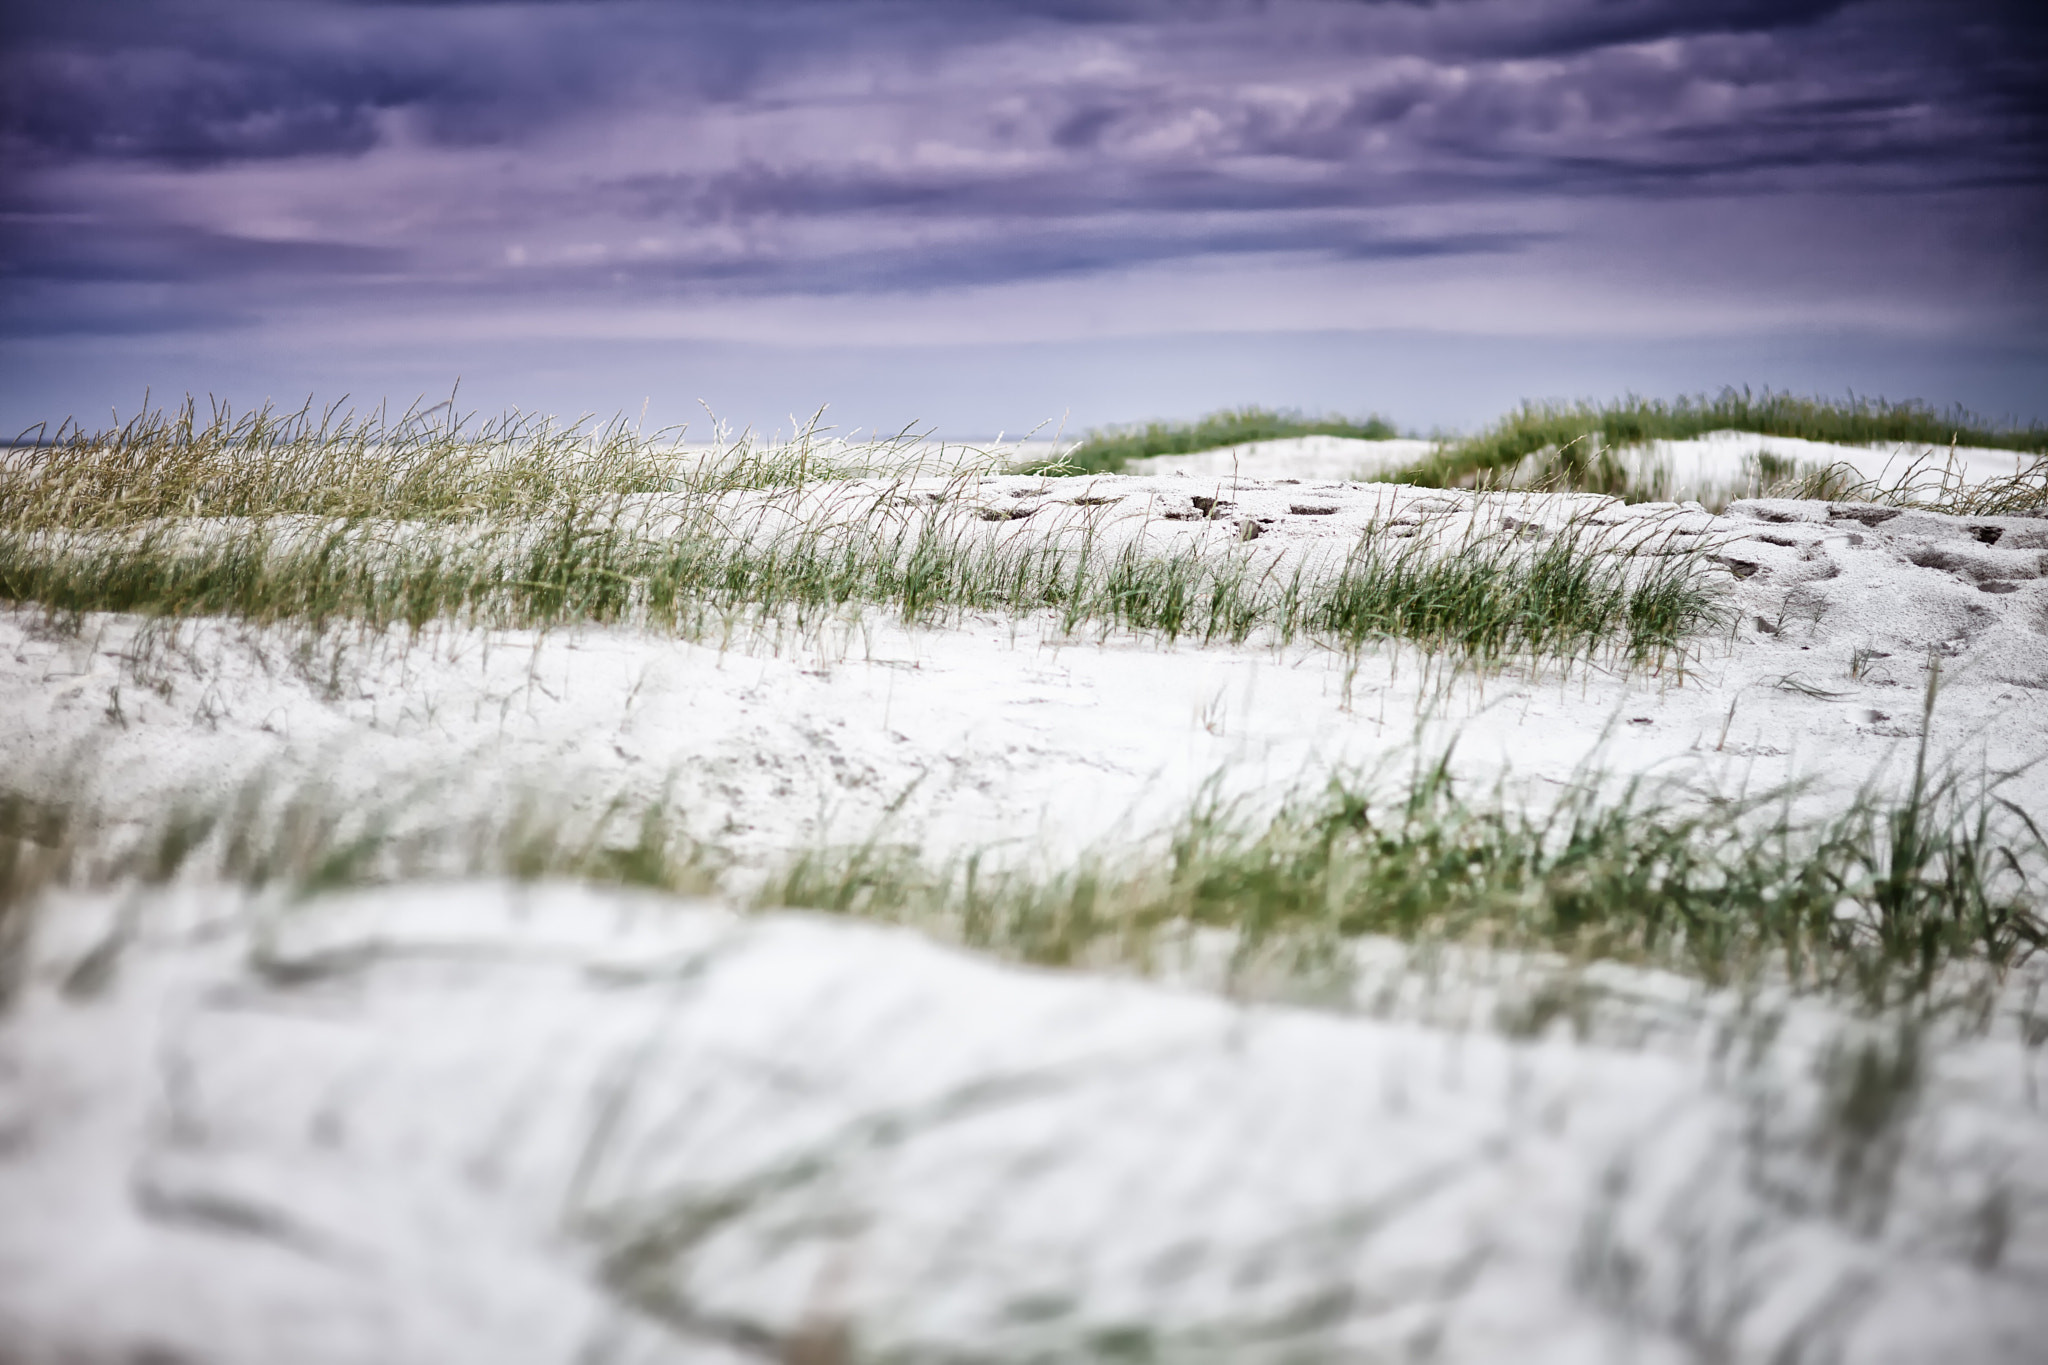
[614,164,1383,224]
[0,214,402,285]
[1418,0,1852,58]
[7,3,2022,168]
[0,1,653,165]
[1,0,2041,328]
[581,218,1545,296]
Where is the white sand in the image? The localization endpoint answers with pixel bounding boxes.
[4,471,2047,1362]
[6,882,2042,1364]
[1126,434,1440,481]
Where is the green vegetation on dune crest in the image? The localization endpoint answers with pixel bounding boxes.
[1034,405,1400,475]
[1401,387,2048,495]
[1014,388,2047,510]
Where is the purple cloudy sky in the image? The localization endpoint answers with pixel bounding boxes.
[3,0,2043,439]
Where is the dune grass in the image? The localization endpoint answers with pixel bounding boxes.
[1017,389,2047,511]
[6,670,2037,1015]
[0,773,712,1010]
[1782,453,2048,517]
[771,673,2046,1010]
[23,389,2036,519]
[2,394,959,532]
[0,501,1717,671]
[1031,405,1400,476]
[1399,388,2048,495]
[2,396,1719,670]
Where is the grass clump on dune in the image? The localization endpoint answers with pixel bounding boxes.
[1399,387,2048,495]
[773,681,2046,1009]
[1786,453,2048,518]
[1034,405,1400,475]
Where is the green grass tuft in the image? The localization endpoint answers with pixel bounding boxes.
[1030,406,1400,476]
[1398,387,2048,493]
[769,693,2045,1009]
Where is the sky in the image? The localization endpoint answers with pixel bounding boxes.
[3,0,2044,441]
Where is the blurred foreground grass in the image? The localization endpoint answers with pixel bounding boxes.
[5,668,2038,1016]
